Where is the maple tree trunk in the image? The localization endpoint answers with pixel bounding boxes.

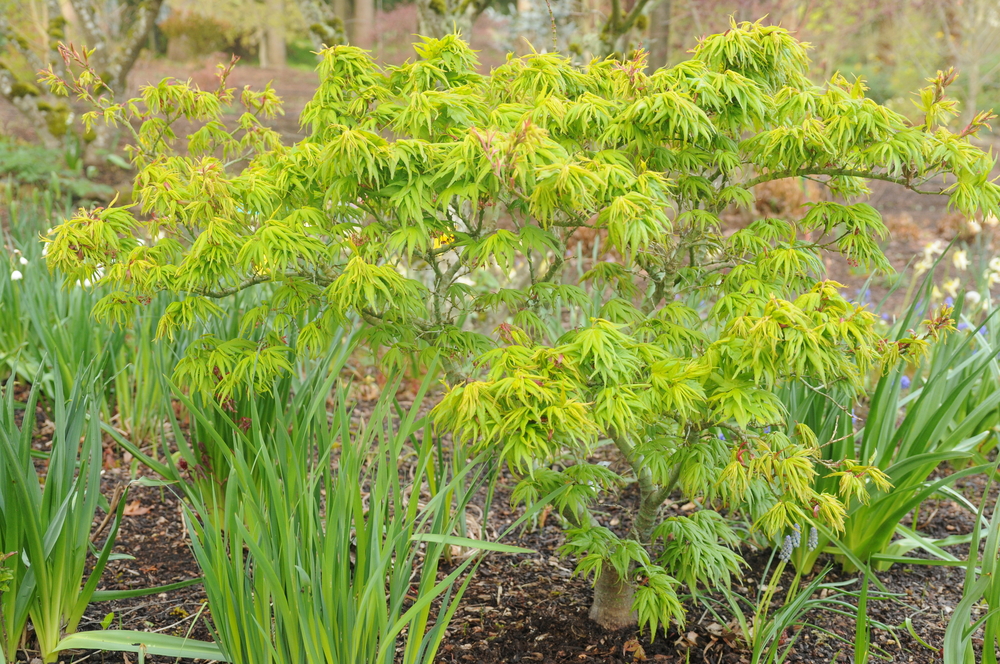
[589,562,636,629]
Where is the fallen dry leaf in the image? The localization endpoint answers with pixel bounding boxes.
[123,500,152,516]
[623,637,647,661]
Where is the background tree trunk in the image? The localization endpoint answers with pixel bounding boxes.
[589,562,636,629]
[1,0,163,165]
[415,0,480,40]
[334,0,352,42]
[265,0,288,68]
[648,0,672,70]
[353,0,375,47]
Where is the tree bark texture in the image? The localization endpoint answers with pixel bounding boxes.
[589,561,637,629]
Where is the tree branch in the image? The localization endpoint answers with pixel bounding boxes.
[609,0,622,37]
[744,168,948,196]
[619,0,657,36]
[195,275,273,298]
[68,0,103,53]
[108,0,165,95]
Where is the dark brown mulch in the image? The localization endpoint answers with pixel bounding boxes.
[83,470,211,645]
[430,472,979,664]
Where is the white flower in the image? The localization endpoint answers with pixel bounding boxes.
[990,272,1000,288]
[954,250,970,271]
[18,256,27,265]
[944,278,961,298]
[914,256,934,277]
[987,213,1000,228]
[10,270,22,281]
[990,257,1000,273]
[932,286,943,301]
[968,219,983,235]
[966,290,982,306]
[924,240,946,258]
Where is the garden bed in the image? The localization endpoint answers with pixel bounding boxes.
[49,434,988,664]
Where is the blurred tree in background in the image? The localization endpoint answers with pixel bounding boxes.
[1,0,998,188]
[932,0,1000,125]
[0,0,162,159]
[493,0,1000,129]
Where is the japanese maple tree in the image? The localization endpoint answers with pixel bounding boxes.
[42,22,999,631]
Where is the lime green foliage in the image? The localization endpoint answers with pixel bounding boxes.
[786,286,1000,573]
[0,373,126,663]
[177,361,531,664]
[39,21,1000,633]
[944,460,1000,664]
[0,185,187,444]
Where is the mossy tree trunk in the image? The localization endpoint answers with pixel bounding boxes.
[415,0,489,40]
[1,0,164,165]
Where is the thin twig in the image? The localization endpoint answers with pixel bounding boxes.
[543,0,558,51]
[91,483,126,544]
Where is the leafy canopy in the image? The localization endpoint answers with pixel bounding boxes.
[42,20,999,633]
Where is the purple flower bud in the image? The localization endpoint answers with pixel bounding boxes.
[900,375,911,390]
